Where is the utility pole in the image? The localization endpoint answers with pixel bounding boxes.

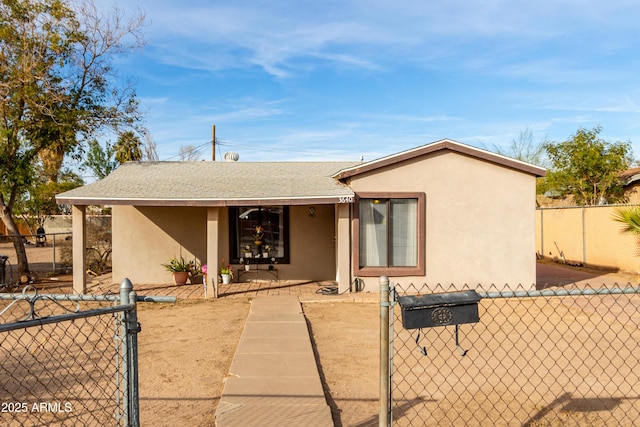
[211,124,216,161]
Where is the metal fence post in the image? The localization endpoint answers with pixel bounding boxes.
[380,276,391,427]
[389,283,395,427]
[126,289,140,427]
[119,279,132,423]
[52,233,56,273]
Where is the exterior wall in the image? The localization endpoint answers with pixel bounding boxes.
[536,205,640,274]
[112,205,211,284]
[112,203,337,285]
[626,185,640,204]
[279,205,336,281]
[347,151,538,291]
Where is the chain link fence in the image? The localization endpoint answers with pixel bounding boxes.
[383,282,640,427]
[0,214,112,286]
[0,281,173,426]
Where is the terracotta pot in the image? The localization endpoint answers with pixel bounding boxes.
[172,271,189,286]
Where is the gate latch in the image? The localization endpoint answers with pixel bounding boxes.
[127,321,142,335]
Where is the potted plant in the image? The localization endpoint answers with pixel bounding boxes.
[219,259,233,284]
[262,244,271,258]
[201,263,208,287]
[244,245,253,258]
[188,259,205,285]
[253,225,264,245]
[162,256,191,285]
[240,257,250,271]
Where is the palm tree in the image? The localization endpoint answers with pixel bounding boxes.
[114,131,143,163]
[613,207,640,254]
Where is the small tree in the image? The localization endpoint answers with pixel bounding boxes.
[178,144,201,161]
[17,169,83,231]
[142,131,159,161]
[84,139,119,180]
[60,215,112,275]
[486,128,549,167]
[543,126,632,205]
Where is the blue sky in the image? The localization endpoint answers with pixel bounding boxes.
[108,0,640,163]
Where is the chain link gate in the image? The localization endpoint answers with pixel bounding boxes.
[379,277,640,427]
[0,279,175,426]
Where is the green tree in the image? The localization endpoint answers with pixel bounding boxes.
[114,130,143,163]
[84,139,118,180]
[0,0,145,275]
[543,126,632,206]
[17,167,83,233]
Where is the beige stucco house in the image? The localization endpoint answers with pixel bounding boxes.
[56,139,545,296]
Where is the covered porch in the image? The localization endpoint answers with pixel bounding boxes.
[64,201,353,298]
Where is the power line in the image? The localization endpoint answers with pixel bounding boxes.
[159,137,349,161]
[161,140,215,161]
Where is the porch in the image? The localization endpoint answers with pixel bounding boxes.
[85,275,345,300]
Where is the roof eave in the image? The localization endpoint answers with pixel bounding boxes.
[55,193,355,207]
[333,139,547,180]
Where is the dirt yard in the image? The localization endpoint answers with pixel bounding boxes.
[136,299,249,426]
[2,242,640,426]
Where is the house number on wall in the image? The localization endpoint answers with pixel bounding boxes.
[338,196,354,203]
[431,307,453,326]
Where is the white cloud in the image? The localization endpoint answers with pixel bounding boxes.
[103,0,640,162]
[111,0,640,81]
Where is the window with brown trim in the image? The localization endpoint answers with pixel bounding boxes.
[229,206,290,263]
[354,193,425,276]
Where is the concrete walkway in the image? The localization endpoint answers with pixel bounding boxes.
[215,295,334,427]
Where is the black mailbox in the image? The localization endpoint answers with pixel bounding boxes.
[398,290,481,330]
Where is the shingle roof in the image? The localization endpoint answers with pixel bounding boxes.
[57,139,546,207]
[620,167,640,186]
[57,161,360,206]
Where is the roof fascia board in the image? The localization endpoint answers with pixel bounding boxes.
[55,195,355,207]
[333,139,546,180]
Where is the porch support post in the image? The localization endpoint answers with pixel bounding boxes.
[336,203,351,294]
[206,207,220,298]
[72,205,87,294]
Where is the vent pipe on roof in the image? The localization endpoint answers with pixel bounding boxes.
[224,152,239,162]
